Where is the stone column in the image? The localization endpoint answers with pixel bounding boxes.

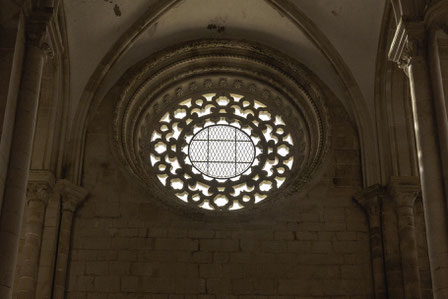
[428,27,448,199]
[52,180,87,299]
[389,20,448,298]
[389,176,422,299]
[0,12,52,299]
[381,195,405,298]
[15,171,54,299]
[354,184,387,299]
[35,193,61,299]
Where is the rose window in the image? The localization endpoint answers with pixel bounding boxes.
[113,40,328,214]
[148,93,295,211]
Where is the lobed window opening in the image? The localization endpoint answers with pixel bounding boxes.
[149,93,295,211]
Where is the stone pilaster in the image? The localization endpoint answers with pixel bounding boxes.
[34,193,60,299]
[0,11,53,299]
[389,14,448,298]
[388,176,422,299]
[14,171,54,299]
[52,180,87,299]
[425,1,448,212]
[354,184,387,299]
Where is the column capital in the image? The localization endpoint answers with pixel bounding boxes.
[26,170,55,205]
[388,19,426,70]
[55,180,88,212]
[388,176,421,208]
[26,9,55,57]
[353,184,384,225]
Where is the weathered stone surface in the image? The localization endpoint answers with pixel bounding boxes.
[3,1,447,299]
[64,66,371,298]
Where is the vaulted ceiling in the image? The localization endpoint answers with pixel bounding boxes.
[64,0,386,124]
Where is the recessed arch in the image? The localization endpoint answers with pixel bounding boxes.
[66,0,380,188]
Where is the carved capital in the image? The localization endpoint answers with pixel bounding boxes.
[388,176,421,208]
[388,19,426,71]
[55,180,88,213]
[27,183,51,205]
[26,9,54,56]
[41,42,55,59]
[26,170,55,205]
[353,184,384,226]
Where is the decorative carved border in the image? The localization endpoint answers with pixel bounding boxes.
[144,91,301,211]
[110,39,330,215]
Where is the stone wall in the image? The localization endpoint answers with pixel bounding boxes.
[65,92,372,298]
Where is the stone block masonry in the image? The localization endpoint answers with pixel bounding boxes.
[66,175,372,298]
[65,69,371,298]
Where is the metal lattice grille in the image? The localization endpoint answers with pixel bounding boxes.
[189,125,255,178]
[145,91,297,211]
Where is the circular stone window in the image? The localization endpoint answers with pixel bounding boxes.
[148,93,295,211]
[112,40,328,214]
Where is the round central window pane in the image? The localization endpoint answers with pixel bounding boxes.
[188,125,256,178]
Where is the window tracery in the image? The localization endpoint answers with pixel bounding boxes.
[112,40,329,214]
[148,92,295,211]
